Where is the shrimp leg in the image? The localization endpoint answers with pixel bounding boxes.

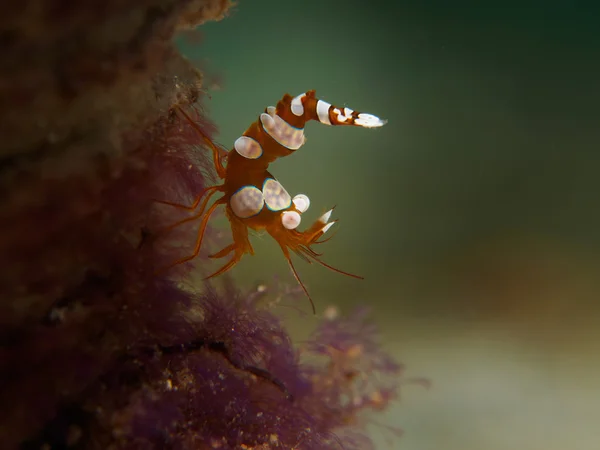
[157,186,221,234]
[175,106,227,179]
[155,198,224,274]
[153,185,221,211]
[204,214,254,279]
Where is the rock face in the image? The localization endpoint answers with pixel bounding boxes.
[0,1,230,447]
[0,1,409,449]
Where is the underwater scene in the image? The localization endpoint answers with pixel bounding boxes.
[1,0,599,449]
[189,2,600,449]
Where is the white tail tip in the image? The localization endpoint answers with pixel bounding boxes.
[355,113,387,128]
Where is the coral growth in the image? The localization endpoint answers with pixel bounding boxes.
[0,1,412,449]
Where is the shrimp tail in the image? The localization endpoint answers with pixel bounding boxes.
[284,90,387,128]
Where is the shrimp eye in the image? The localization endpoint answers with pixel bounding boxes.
[292,194,310,213]
[281,211,301,230]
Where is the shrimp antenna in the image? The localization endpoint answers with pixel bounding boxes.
[299,246,363,280]
[280,245,316,314]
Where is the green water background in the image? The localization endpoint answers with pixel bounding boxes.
[180,2,600,449]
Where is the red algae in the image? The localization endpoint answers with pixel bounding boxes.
[95,284,412,450]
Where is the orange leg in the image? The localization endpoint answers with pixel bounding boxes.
[204,215,253,279]
[208,243,236,259]
[155,198,224,274]
[313,232,337,245]
[176,106,227,179]
[279,244,316,315]
[157,186,220,235]
[203,255,242,280]
[298,246,363,280]
[153,185,221,211]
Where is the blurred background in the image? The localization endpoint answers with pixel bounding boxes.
[180,1,600,449]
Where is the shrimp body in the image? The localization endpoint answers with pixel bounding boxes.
[162,90,386,313]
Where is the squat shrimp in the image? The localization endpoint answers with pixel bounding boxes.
[157,90,387,313]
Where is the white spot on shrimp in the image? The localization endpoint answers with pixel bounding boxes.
[281,210,301,229]
[260,113,305,150]
[262,178,292,211]
[316,100,332,125]
[291,93,306,116]
[230,186,264,218]
[292,194,310,213]
[234,136,263,159]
